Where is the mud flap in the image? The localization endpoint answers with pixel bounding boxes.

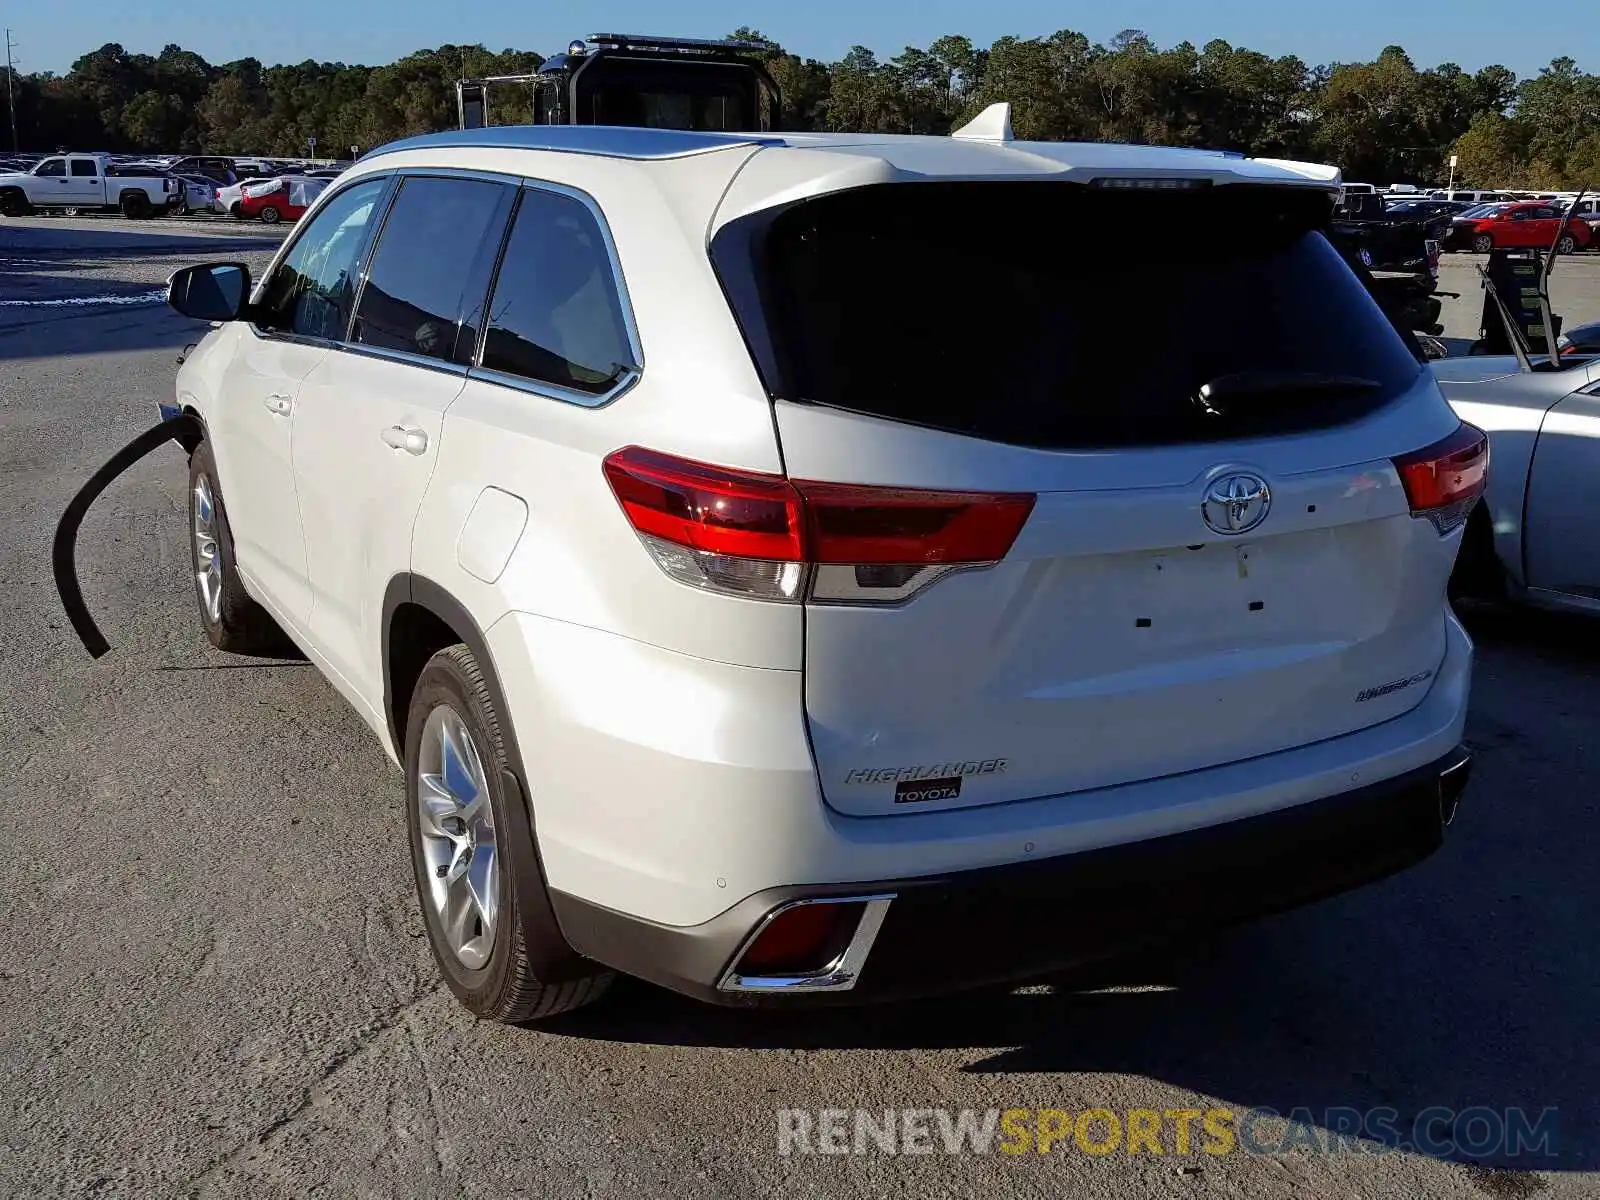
[53,414,203,658]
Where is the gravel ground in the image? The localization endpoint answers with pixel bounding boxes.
[1,218,1598,1200]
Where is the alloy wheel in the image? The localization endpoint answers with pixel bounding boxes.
[415,704,499,970]
[192,475,223,625]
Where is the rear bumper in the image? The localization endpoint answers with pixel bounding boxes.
[551,744,1473,1006]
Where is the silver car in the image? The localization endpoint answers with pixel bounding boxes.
[1436,352,1600,613]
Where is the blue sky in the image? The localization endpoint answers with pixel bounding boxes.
[17,1,1573,80]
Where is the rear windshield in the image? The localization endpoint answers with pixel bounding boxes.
[729,182,1423,449]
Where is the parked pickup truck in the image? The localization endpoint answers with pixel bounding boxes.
[0,154,181,218]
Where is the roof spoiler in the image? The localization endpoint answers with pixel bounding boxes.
[951,103,1013,142]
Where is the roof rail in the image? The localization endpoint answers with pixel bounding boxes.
[951,103,1014,143]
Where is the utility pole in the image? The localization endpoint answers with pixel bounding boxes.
[4,29,18,153]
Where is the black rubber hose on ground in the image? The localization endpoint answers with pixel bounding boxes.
[53,414,203,659]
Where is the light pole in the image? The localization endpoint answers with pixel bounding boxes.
[4,29,19,154]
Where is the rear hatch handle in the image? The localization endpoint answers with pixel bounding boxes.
[53,414,203,658]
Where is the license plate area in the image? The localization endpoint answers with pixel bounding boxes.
[1120,541,1277,631]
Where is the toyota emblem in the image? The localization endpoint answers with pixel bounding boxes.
[1202,473,1271,535]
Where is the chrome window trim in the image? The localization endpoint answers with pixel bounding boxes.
[335,342,470,377]
[469,364,641,409]
[466,177,644,410]
[243,326,340,353]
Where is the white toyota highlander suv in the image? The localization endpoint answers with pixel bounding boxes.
[157,121,1482,1021]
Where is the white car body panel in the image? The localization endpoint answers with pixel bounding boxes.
[487,607,1470,926]
[775,377,1462,818]
[292,350,464,707]
[170,128,1475,945]
[204,326,323,621]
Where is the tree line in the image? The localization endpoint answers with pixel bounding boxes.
[2,31,1596,188]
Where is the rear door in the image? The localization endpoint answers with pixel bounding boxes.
[64,157,103,205]
[1504,206,1539,246]
[292,173,513,705]
[1526,205,1563,247]
[731,181,1467,816]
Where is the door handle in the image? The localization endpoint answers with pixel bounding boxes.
[381,425,429,455]
[263,394,292,416]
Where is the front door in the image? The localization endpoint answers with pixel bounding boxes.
[292,174,513,704]
[211,175,394,624]
[26,157,69,205]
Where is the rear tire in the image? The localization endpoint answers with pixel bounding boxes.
[1472,233,1494,254]
[188,440,294,655]
[0,190,30,217]
[405,644,613,1023]
[259,205,281,225]
[119,192,151,219]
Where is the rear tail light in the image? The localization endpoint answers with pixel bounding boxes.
[602,446,1035,605]
[1392,423,1488,534]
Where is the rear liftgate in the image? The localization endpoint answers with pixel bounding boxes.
[53,413,203,658]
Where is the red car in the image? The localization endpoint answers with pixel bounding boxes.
[237,176,330,224]
[1446,201,1591,254]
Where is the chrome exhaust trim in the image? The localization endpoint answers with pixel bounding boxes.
[1438,752,1473,827]
[717,894,895,994]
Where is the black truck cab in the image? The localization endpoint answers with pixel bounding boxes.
[459,34,781,133]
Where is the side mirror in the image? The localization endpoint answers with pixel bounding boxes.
[167,263,250,322]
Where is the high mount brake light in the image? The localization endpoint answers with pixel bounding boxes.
[1392,423,1488,534]
[601,447,1035,604]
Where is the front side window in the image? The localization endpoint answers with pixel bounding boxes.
[69,160,98,177]
[351,176,511,364]
[35,158,65,177]
[478,188,636,394]
[255,177,389,341]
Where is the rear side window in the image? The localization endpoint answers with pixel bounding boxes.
[477,188,636,394]
[734,182,1423,449]
[352,176,511,364]
[69,160,97,177]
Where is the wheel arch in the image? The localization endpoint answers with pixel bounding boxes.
[176,404,205,455]
[381,572,587,980]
